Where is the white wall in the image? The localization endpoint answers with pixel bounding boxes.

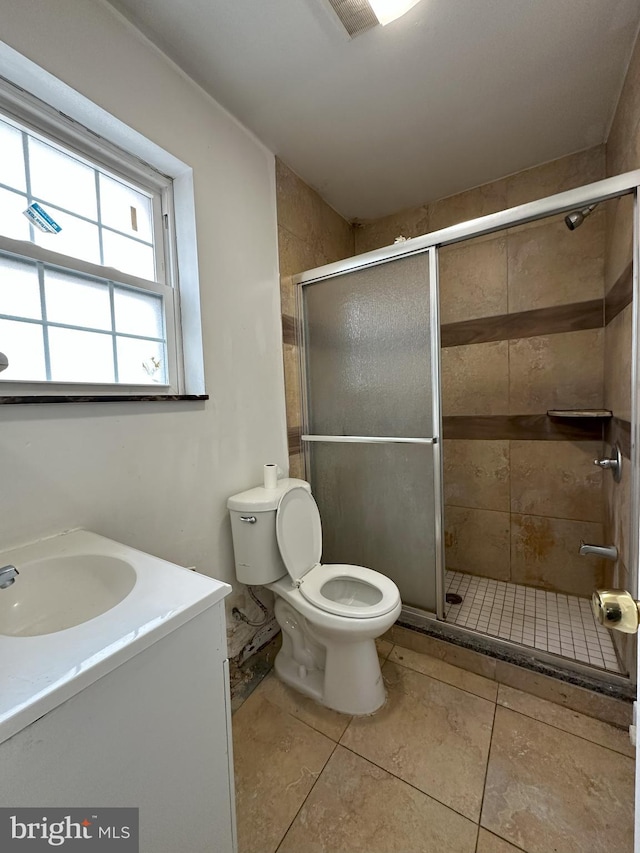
[0,0,288,656]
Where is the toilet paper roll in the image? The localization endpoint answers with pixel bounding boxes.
[263,463,278,490]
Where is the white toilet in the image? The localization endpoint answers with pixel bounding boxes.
[227,478,401,715]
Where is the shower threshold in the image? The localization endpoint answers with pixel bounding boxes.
[444,571,621,674]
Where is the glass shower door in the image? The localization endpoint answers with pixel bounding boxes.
[299,249,443,615]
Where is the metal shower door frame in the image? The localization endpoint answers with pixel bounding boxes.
[296,246,446,619]
[294,167,640,635]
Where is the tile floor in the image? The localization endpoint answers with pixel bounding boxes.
[232,639,635,853]
[445,570,621,673]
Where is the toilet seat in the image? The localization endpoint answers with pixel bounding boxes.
[276,487,400,619]
[299,563,400,619]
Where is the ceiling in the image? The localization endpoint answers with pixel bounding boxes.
[106,0,640,221]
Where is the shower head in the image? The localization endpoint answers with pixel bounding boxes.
[564,204,597,230]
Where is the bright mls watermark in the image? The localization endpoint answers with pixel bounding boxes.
[0,809,138,850]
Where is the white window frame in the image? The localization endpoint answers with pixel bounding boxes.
[0,47,205,399]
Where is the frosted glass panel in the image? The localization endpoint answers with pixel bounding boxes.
[301,250,441,615]
[304,254,432,437]
[0,120,26,192]
[0,188,30,242]
[28,137,97,219]
[45,269,111,330]
[99,174,153,242]
[116,337,166,385]
[309,442,437,611]
[0,319,46,380]
[114,288,163,338]
[49,327,114,383]
[103,231,155,281]
[34,207,101,265]
[0,256,41,320]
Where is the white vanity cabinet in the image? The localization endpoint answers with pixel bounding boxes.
[0,531,236,853]
[0,604,236,852]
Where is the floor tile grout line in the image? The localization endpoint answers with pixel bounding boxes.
[336,741,483,828]
[489,583,508,640]
[388,652,498,704]
[257,677,355,743]
[273,739,340,853]
[495,696,635,758]
[476,697,498,849]
[472,580,492,630]
[478,828,529,853]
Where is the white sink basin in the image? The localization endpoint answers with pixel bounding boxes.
[0,554,137,637]
[0,529,231,746]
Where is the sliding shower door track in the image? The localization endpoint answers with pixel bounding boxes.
[301,435,436,444]
[397,606,634,701]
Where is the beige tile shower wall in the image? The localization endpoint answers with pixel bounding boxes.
[604,30,639,672]
[443,153,606,595]
[362,147,607,596]
[275,159,355,478]
[355,148,608,596]
[443,439,607,597]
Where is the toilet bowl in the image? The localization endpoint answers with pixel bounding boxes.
[227,480,401,715]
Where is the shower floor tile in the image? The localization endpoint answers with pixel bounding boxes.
[445,571,622,673]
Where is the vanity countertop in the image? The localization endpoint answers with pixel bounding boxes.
[0,529,230,745]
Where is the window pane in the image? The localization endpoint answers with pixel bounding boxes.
[33,206,101,265]
[0,255,42,320]
[114,288,163,338]
[0,318,46,380]
[99,174,153,242]
[49,327,114,383]
[116,337,166,385]
[102,231,155,280]
[0,119,26,192]
[0,188,31,241]
[44,269,111,330]
[28,137,97,219]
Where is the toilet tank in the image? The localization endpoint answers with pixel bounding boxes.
[227,478,311,585]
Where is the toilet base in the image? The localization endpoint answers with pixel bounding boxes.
[274,652,324,704]
[272,597,387,716]
[274,637,386,715]
[321,638,386,715]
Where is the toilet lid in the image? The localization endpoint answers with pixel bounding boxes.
[276,487,322,583]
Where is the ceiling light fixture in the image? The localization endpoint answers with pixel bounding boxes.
[368,0,422,26]
[325,0,422,37]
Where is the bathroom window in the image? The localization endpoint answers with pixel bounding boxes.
[0,82,193,397]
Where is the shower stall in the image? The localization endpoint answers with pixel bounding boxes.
[293,170,640,690]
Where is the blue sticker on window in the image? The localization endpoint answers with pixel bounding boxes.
[23,202,62,234]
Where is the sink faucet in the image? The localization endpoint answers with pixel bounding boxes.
[579,542,618,561]
[0,565,18,589]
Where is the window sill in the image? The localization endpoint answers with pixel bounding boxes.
[0,394,208,405]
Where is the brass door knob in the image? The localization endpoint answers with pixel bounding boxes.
[592,590,640,633]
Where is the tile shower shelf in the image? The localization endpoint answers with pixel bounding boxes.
[547,409,612,418]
